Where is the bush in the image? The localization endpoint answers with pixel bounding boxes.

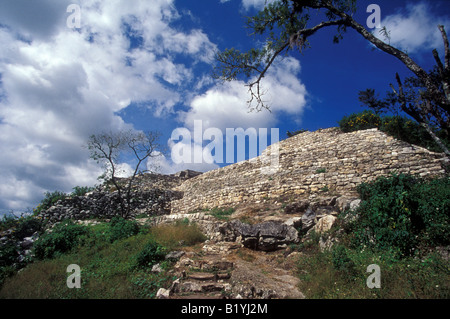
[134,239,166,269]
[209,207,235,221]
[33,220,89,260]
[338,110,382,132]
[149,220,207,249]
[13,216,42,240]
[71,186,95,197]
[338,110,450,152]
[345,173,450,257]
[33,190,68,215]
[108,217,140,243]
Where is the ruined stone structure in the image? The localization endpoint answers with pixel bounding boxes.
[171,128,448,214]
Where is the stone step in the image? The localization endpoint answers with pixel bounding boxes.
[177,280,232,295]
[188,272,216,281]
[186,271,232,282]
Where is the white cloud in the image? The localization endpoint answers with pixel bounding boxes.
[0,0,218,213]
[241,0,276,11]
[374,2,450,54]
[180,56,307,132]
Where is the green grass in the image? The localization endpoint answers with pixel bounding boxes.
[208,207,235,221]
[294,174,450,299]
[295,240,449,299]
[0,220,206,299]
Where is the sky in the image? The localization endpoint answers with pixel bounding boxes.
[0,0,449,214]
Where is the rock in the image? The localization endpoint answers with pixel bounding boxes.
[170,278,181,294]
[180,281,203,293]
[335,196,360,213]
[188,272,216,281]
[312,215,337,234]
[156,288,171,299]
[165,250,186,261]
[224,220,299,251]
[151,263,163,273]
[283,200,309,214]
[349,199,362,211]
[284,217,302,229]
[20,237,34,250]
[301,207,316,231]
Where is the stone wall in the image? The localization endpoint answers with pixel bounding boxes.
[171,128,448,214]
[38,189,182,223]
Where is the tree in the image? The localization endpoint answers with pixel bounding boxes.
[87,130,161,218]
[359,67,450,156]
[213,1,450,138]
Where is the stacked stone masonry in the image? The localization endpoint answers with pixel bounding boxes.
[171,128,448,214]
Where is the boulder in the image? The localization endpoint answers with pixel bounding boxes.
[165,250,185,261]
[156,288,171,299]
[223,220,299,251]
[312,215,337,234]
[300,207,316,231]
[283,200,309,214]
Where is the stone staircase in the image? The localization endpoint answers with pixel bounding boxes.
[157,241,304,299]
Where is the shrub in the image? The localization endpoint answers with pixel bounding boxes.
[338,110,450,152]
[149,221,207,249]
[108,217,140,243]
[71,186,95,197]
[209,207,235,221]
[345,173,450,257]
[0,214,19,232]
[331,245,357,278]
[33,220,89,260]
[134,239,166,269]
[13,216,42,240]
[33,190,68,215]
[338,110,382,132]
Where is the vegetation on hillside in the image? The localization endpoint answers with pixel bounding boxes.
[293,173,450,299]
[0,217,206,298]
[338,110,450,153]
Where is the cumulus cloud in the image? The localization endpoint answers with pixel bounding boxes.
[0,0,217,213]
[180,56,307,132]
[241,0,276,11]
[374,2,450,54]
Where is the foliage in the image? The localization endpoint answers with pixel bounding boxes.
[149,220,207,249]
[108,217,140,243]
[87,130,161,218]
[338,110,450,152]
[287,129,308,137]
[33,220,89,260]
[71,186,95,197]
[12,215,43,240]
[33,190,67,215]
[208,207,235,221]
[0,214,19,232]
[133,239,166,269]
[343,173,450,257]
[296,242,449,299]
[338,110,382,132]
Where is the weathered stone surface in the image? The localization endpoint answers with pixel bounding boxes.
[284,200,309,214]
[313,215,337,234]
[38,188,183,224]
[172,128,447,214]
[165,250,185,261]
[301,207,317,231]
[221,220,299,251]
[156,288,171,299]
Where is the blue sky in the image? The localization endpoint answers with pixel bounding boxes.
[0,0,449,214]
